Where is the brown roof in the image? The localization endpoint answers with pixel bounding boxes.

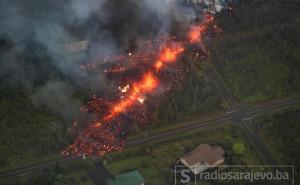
[180,144,225,166]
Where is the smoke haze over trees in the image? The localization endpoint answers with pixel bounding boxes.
[0,0,226,167]
[0,0,202,115]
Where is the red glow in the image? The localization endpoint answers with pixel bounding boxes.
[63,14,219,157]
[188,14,216,44]
[159,45,184,62]
[154,44,184,71]
[188,25,204,43]
[105,72,158,121]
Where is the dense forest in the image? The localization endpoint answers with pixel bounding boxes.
[0,39,74,167]
[0,89,72,167]
[210,0,300,103]
[1,0,300,171]
[155,60,224,124]
[0,39,224,168]
[259,106,300,182]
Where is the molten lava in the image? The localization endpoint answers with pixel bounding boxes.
[154,43,184,71]
[63,13,221,157]
[188,25,204,43]
[159,45,184,62]
[188,14,215,44]
[105,72,158,121]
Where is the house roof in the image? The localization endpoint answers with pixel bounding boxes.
[180,144,225,167]
[64,40,88,52]
[106,170,144,185]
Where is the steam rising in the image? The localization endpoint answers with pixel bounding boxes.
[0,0,225,120]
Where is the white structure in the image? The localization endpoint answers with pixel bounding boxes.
[64,40,89,53]
[185,0,225,13]
[180,144,225,174]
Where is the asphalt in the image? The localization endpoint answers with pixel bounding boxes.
[1,64,299,179]
[0,97,299,179]
[209,65,278,165]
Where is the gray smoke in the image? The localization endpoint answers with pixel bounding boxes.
[31,80,82,121]
[0,0,220,120]
[70,0,106,21]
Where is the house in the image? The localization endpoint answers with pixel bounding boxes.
[180,144,225,174]
[106,170,145,185]
[64,40,89,53]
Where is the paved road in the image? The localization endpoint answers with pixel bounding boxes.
[1,61,299,179]
[1,97,299,179]
[127,97,300,165]
[126,116,232,147]
[210,65,279,165]
[0,156,78,180]
[241,122,278,165]
[128,98,300,147]
[229,98,300,165]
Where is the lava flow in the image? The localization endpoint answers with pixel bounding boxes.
[63,13,220,157]
[104,72,159,121]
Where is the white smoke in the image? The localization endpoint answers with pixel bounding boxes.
[0,0,227,120]
[70,0,106,21]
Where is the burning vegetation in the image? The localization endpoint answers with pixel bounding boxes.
[63,6,223,157]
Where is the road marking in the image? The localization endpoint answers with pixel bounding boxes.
[247,99,300,116]
[127,116,233,146]
[2,98,300,179]
[227,110,237,114]
[243,118,253,134]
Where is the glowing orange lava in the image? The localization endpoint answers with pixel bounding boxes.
[188,25,204,43]
[154,60,163,70]
[159,45,184,62]
[63,13,220,157]
[188,14,215,44]
[105,72,158,121]
[154,44,184,71]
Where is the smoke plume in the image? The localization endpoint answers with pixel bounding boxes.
[0,0,224,120]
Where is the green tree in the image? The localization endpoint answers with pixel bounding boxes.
[232,141,246,155]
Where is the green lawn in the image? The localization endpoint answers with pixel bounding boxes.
[104,124,262,185]
[0,123,262,185]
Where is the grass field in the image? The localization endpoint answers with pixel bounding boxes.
[104,123,262,185]
[0,123,262,185]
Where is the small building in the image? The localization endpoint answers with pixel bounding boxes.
[64,40,89,53]
[180,144,225,174]
[106,170,145,185]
